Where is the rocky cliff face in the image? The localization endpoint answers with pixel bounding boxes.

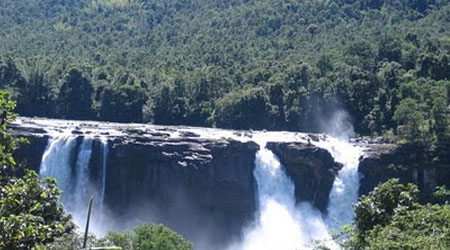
[267,142,341,213]
[102,136,259,247]
[8,119,348,220]
[9,118,261,248]
[20,118,450,248]
[360,143,450,199]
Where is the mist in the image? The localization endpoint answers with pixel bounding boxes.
[319,109,355,140]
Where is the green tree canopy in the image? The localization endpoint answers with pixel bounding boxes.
[393,98,426,142]
[347,179,450,250]
[58,68,94,120]
[0,90,73,249]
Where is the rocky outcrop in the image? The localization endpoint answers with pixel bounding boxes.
[359,143,450,199]
[13,135,49,173]
[102,135,259,247]
[8,118,260,248]
[266,142,341,213]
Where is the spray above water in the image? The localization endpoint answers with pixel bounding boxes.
[315,109,365,239]
[232,140,336,250]
[319,110,355,140]
[235,109,364,250]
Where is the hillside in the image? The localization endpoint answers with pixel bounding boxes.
[0,0,449,139]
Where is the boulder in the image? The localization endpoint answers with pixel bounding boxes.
[266,142,341,213]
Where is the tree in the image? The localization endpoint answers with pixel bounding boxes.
[101,231,133,250]
[378,37,402,62]
[58,67,94,120]
[132,224,192,250]
[0,90,73,249]
[431,95,449,141]
[353,179,419,238]
[363,204,450,250]
[347,179,450,250]
[393,98,426,142]
[99,84,146,123]
[147,78,189,125]
[214,87,272,130]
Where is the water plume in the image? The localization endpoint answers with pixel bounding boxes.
[231,141,336,250]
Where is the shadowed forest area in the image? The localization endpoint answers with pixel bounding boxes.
[0,0,449,141]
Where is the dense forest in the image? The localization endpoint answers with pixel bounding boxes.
[1,0,450,141]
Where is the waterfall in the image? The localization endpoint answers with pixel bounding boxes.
[234,142,335,250]
[40,135,109,234]
[34,117,364,246]
[40,136,78,200]
[316,138,364,234]
[71,137,94,226]
[100,137,108,211]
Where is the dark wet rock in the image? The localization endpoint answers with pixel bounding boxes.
[11,120,260,248]
[266,141,341,213]
[308,134,321,142]
[359,143,450,200]
[7,123,47,136]
[178,131,200,138]
[13,135,49,173]
[104,135,259,246]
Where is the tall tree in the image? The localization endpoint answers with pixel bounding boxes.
[58,68,94,120]
[431,95,449,141]
[393,98,426,142]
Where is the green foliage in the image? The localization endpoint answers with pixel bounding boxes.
[102,231,133,250]
[347,179,450,250]
[431,94,450,141]
[58,67,94,120]
[0,0,449,140]
[0,91,19,177]
[42,233,85,250]
[353,179,419,238]
[434,185,450,205]
[0,171,73,250]
[98,83,146,122]
[95,224,192,250]
[132,224,192,250]
[214,87,272,130]
[364,204,450,250]
[0,90,73,249]
[46,223,192,250]
[393,98,427,142]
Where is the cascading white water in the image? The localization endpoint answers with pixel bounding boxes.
[100,137,108,210]
[40,136,78,199]
[71,137,94,226]
[234,142,336,250]
[40,135,108,234]
[32,117,366,246]
[316,138,364,234]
